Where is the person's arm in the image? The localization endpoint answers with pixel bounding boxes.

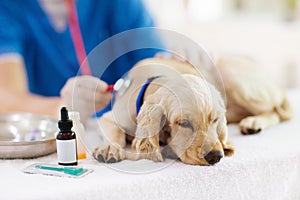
[0,56,62,118]
[104,0,165,74]
[0,3,63,118]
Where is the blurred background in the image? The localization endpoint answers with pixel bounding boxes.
[144,0,300,88]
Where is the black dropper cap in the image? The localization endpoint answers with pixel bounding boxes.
[58,107,73,131]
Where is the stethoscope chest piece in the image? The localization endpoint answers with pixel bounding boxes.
[113,76,132,96]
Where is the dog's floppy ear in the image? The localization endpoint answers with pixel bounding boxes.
[136,102,166,137]
[132,101,166,162]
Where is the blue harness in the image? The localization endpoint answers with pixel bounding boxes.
[135,76,161,115]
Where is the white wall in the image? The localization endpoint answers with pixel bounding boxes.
[144,0,300,88]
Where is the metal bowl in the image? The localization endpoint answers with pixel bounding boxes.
[0,113,58,159]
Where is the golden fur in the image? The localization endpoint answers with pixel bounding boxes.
[93,57,292,165]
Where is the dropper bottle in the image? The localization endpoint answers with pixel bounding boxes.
[69,111,86,160]
[56,107,78,166]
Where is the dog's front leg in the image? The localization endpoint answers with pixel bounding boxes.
[93,112,127,163]
[217,115,235,156]
[132,103,164,162]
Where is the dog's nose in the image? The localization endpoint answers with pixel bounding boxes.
[204,151,223,165]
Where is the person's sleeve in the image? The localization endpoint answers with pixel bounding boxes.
[0,3,24,56]
[109,0,165,63]
[94,0,166,118]
[110,0,157,33]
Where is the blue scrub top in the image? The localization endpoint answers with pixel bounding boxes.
[0,0,162,97]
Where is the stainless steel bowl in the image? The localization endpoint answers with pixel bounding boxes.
[0,113,58,159]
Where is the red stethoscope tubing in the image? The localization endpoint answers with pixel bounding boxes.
[66,0,91,75]
[66,0,114,91]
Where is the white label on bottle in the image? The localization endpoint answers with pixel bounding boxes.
[56,139,77,163]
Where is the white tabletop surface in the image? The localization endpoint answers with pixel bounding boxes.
[1,90,300,200]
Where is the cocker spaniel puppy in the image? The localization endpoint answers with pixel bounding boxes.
[93,57,292,165]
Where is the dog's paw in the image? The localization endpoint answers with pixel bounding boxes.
[239,116,262,135]
[93,145,124,163]
[133,138,164,162]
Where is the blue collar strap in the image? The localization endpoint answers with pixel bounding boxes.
[136,76,161,115]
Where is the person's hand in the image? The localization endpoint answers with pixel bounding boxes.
[60,76,112,123]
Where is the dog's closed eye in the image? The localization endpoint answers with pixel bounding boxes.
[178,121,194,132]
[213,118,218,124]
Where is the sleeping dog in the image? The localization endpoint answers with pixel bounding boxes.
[93,57,292,165]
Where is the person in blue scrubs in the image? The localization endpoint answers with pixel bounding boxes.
[0,0,162,119]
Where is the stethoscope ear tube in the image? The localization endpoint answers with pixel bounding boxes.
[66,1,133,96]
[66,0,91,75]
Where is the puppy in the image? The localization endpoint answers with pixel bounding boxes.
[93,57,292,165]
[216,57,292,134]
